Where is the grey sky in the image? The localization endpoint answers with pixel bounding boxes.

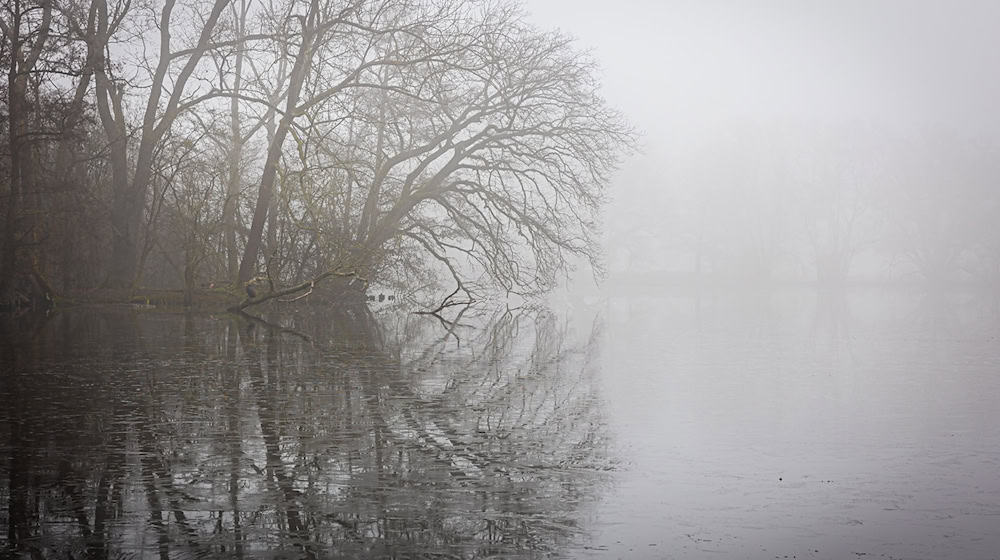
[525,0,1000,143]
[523,0,1000,284]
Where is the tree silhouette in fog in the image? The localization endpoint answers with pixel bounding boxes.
[0,0,634,309]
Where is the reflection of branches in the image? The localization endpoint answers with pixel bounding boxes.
[235,308,314,343]
[137,374,213,558]
[223,318,245,559]
[400,303,538,370]
[2,312,154,558]
[412,301,472,346]
[387,305,609,481]
[242,323,316,558]
[1,305,608,559]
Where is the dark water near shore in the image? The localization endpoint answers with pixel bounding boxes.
[2,290,1000,559]
[1,305,609,559]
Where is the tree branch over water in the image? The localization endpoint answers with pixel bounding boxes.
[229,269,366,311]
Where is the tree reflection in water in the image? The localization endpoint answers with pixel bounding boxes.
[0,304,610,559]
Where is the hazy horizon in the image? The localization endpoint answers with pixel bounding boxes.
[526,1,1000,287]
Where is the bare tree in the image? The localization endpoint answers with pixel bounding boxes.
[0,0,52,305]
[221,0,250,281]
[236,0,371,284]
[86,0,233,289]
[2,0,632,306]
[795,126,883,287]
[238,2,634,308]
[879,132,983,288]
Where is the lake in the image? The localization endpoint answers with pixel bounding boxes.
[2,289,999,559]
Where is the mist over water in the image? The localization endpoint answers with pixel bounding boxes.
[529,1,1000,290]
[3,0,1000,557]
[3,291,999,558]
[588,289,1000,558]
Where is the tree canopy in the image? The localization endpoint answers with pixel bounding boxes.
[0,0,635,309]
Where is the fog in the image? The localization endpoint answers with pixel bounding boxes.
[3,0,994,303]
[3,2,1000,558]
[528,0,1000,289]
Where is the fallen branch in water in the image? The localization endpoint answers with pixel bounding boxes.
[228,270,366,312]
[235,309,313,343]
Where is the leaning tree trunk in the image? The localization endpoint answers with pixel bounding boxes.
[238,12,314,284]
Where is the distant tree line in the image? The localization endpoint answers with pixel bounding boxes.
[609,121,1000,290]
[0,0,633,309]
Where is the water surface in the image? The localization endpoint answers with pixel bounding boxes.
[588,290,1000,559]
[2,290,999,559]
[1,305,608,559]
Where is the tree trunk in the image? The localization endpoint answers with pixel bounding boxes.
[183,250,195,307]
[238,14,314,284]
[239,117,293,283]
[1,0,51,305]
[223,0,248,282]
[96,0,231,289]
[106,126,138,289]
[1,72,26,305]
[93,0,138,289]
